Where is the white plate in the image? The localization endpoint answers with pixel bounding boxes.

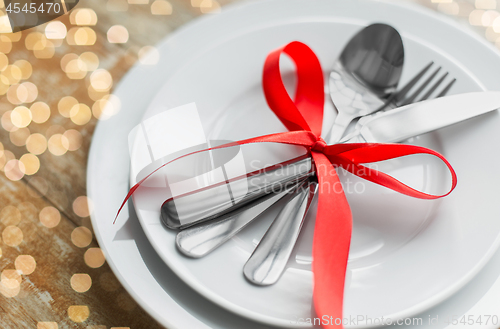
[128,0,500,327]
[88,0,500,328]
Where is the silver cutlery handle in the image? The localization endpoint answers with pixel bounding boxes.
[161,157,313,229]
[175,182,300,258]
[243,180,318,286]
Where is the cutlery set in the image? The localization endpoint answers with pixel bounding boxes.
[165,23,500,286]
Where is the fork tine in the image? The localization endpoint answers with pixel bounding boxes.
[399,67,441,106]
[392,61,434,104]
[436,78,456,98]
[418,72,448,102]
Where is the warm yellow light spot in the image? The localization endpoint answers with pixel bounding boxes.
[6,32,21,42]
[70,8,98,25]
[58,96,78,118]
[15,255,36,275]
[71,273,92,292]
[1,269,21,284]
[0,150,15,171]
[61,53,79,71]
[107,25,129,44]
[7,84,25,105]
[21,82,38,103]
[129,0,148,3]
[10,127,30,147]
[3,65,22,85]
[67,305,90,322]
[151,0,172,14]
[0,270,21,297]
[482,10,499,26]
[37,322,58,329]
[0,206,21,226]
[138,46,160,65]
[0,278,20,297]
[4,159,25,181]
[84,248,105,268]
[2,225,23,246]
[476,0,496,9]
[87,86,109,102]
[200,0,220,13]
[63,129,82,151]
[25,32,44,50]
[191,0,202,7]
[0,74,8,95]
[13,60,32,80]
[0,53,8,71]
[0,247,2,258]
[20,153,39,175]
[494,16,500,32]
[0,35,12,53]
[73,196,92,217]
[33,40,55,59]
[107,0,128,11]
[99,272,121,291]
[70,104,92,125]
[11,106,32,128]
[90,69,113,92]
[30,102,51,123]
[48,134,69,156]
[1,111,16,132]
[470,9,486,25]
[26,133,47,155]
[79,52,99,71]
[92,94,121,120]
[116,293,136,311]
[67,27,97,46]
[64,59,87,79]
[71,226,92,248]
[39,206,60,228]
[45,21,67,39]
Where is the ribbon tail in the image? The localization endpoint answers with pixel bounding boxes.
[311,152,352,329]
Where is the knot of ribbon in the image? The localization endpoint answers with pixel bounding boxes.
[312,137,328,153]
[116,41,457,329]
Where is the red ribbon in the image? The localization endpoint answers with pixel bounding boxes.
[117,41,457,328]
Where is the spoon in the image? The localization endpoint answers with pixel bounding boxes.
[326,23,404,144]
[243,23,405,285]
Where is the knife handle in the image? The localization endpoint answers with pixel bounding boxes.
[161,156,314,229]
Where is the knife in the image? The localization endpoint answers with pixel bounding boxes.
[341,91,500,143]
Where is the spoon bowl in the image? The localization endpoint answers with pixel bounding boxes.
[327,23,404,143]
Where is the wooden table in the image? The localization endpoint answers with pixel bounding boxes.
[0,0,496,328]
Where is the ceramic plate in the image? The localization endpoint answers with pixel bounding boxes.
[90,0,500,328]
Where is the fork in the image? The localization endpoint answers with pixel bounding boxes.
[242,62,457,286]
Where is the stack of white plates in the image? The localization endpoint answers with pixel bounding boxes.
[88,1,500,328]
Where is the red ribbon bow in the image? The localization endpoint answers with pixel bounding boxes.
[117,41,457,329]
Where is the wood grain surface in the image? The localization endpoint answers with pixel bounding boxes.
[0,0,497,328]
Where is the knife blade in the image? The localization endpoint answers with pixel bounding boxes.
[341,91,500,143]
